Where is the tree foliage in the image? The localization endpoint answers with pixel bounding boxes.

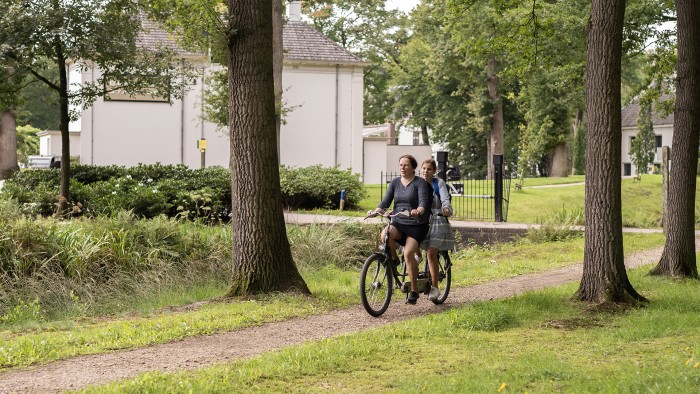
[0,0,193,212]
[629,99,656,177]
[303,0,409,124]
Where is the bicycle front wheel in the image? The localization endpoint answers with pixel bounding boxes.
[432,251,452,305]
[360,253,393,317]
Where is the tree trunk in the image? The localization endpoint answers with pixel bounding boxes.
[421,125,430,146]
[487,57,504,179]
[0,110,19,180]
[574,0,645,304]
[56,36,71,215]
[226,0,310,295]
[273,0,283,158]
[649,0,700,279]
[548,142,568,177]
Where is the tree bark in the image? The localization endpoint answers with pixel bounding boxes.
[226,0,310,295]
[548,142,568,177]
[0,110,19,180]
[55,33,71,215]
[649,0,700,279]
[574,0,645,303]
[487,57,504,179]
[273,0,283,158]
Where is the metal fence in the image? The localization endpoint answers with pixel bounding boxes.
[379,169,512,222]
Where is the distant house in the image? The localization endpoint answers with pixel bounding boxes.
[620,99,673,176]
[362,123,432,184]
[61,2,368,176]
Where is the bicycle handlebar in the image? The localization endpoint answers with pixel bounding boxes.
[364,209,410,220]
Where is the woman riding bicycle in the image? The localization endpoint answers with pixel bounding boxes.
[419,158,455,302]
[368,154,433,305]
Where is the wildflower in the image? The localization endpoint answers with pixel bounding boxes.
[498,383,507,392]
[138,182,144,187]
[112,191,117,195]
[686,359,692,366]
[152,189,158,193]
[126,175,132,179]
[695,362,699,368]
[147,178,153,183]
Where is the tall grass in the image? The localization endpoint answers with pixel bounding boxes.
[0,200,383,326]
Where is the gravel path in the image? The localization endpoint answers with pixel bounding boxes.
[0,246,670,393]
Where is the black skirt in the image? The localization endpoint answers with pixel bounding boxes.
[392,222,430,246]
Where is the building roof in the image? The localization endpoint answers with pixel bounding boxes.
[137,18,366,66]
[621,97,674,128]
[137,18,200,58]
[283,21,366,65]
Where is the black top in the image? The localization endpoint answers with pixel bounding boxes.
[378,176,433,225]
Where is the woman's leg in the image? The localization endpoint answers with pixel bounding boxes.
[403,237,420,292]
[427,247,439,288]
[381,225,402,263]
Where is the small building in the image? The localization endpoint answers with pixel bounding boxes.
[362,123,432,184]
[620,99,673,176]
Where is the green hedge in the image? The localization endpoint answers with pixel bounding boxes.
[1,164,366,219]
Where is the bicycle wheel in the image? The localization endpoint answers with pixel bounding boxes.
[360,253,393,317]
[432,251,452,304]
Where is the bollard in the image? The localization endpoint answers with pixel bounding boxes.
[339,189,346,211]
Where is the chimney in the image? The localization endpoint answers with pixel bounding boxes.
[388,123,397,145]
[288,1,302,22]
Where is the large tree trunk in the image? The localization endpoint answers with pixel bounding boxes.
[649,0,700,279]
[226,0,310,295]
[574,0,645,304]
[0,110,19,180]
[548,142,568,177]
[273,0,283,158]
[487,57,504,179]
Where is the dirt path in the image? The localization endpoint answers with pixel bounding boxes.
[0,247,668,393]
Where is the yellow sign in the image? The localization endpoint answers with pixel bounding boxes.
[197,139,207,151]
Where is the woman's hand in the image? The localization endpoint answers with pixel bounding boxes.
[441,207,452,217]
[410,208,424,218]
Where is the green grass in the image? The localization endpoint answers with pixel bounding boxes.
[301,175,688,228]
[508,175,697,227]
[0,233,665,369]
[82,266,700,393]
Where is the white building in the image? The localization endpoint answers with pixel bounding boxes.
[362,123,432,184]
[620,99,673,176]
[60,3,368,176]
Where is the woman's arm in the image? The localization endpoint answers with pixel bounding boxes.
[438,179,453,216]
[377,178,397,211]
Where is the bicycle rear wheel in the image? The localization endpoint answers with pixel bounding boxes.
[432,251,452,305]
[360,253,393,317]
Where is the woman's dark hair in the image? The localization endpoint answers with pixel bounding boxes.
[399,154,418,169]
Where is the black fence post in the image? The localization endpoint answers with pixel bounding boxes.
[493,154,503,222]
[436,151,448,182]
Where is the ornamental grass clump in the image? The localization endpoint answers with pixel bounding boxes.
[0,204,232,322]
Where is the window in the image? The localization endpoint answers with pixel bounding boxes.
[624,163,632,176]
[630,136,635,150]
[655,135,662,148]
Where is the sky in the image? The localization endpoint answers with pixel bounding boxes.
[385,0,420,13]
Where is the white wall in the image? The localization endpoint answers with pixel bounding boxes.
[621,124,673,175]
[38,130,80,158]
[281,63,364,173]
[363,139,388,184]
[77,62,364,175]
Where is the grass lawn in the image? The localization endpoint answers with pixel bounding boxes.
[0,233,664,369]
[84,265,700,393]
[315,175,698,228]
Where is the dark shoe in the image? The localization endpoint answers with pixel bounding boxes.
[406,291,419,305]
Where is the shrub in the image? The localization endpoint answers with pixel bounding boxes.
[279,165,366,209]
[1,164,364,219]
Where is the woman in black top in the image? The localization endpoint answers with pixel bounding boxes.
[368,154,432,304]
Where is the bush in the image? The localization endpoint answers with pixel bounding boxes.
[1,164,364,219]
[280,165,366,209]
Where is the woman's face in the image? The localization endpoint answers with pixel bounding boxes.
[399,158,414,177]
[421,163,436,180]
